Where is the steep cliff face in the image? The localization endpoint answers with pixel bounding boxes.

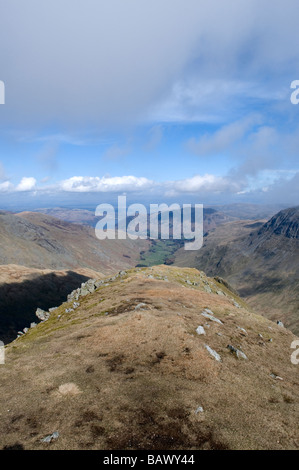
[1,266,298,450]
[256,206,299,240]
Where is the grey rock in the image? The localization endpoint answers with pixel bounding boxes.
[36,308,50,321]
[23,327,29,334]
[237,326,247,335]
[135,303,147,310]
[277,321,284,328]
[205,345,221,362]
[227,344,248,360]
[196,326,206,336]
[270,373,283,381]
[80,288,89,297]
[201,309,223,325]
[195,406,204,414]
[41,431,59,443]
[30,322,37,328]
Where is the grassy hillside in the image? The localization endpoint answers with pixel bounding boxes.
[1,266,298,450]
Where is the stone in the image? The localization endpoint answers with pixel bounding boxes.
[41,431,59,443]
[195,406,204,414]
[135,303,147,310]
[196,326,206,335]
[270,373,283,381]
[205,345,221,362]
[80,288,89,297]
[237,326,247,335]
[36,308,50,321]
[277,321,284,328]
[227,344,247,360]
[201,310,223,325]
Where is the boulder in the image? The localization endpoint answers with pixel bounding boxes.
[35,308,50,321]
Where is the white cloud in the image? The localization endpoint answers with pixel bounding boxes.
[173,174,242,194]
[16,177,37,192]
[1,1,299,130]
[60,175,153,193]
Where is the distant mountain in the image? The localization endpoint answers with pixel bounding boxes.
[1,265,298,450]
[207,203,287,220]
[0,211,148,273]
[175,207,299,334]
[32,206,235,232]
[33,207,99,226]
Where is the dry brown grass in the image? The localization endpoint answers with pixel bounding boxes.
[0,265,298,450]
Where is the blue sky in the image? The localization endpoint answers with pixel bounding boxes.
[0,0,299,209]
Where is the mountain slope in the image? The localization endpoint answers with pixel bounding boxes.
[175,207,299,334]
[0,211,148,273]
[1,266,298,450]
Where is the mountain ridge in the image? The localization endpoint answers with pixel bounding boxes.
[1,265,298,450]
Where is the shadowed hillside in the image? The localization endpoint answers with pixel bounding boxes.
[0,269,92,344]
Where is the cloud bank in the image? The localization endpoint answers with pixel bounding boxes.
[1,0,299,129]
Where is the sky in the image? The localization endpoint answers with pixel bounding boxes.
[0,0,299,210]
